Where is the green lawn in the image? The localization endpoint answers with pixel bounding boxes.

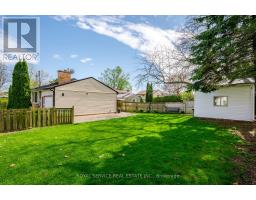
[0,114,244,184]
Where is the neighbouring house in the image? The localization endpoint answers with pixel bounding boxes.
[0,91,8,99]
[136,89,167,101]
[117,90,142,102]
[117,89,132,100]
[194,78,255,121]
[31,70,118,116]
[124,94,143,102]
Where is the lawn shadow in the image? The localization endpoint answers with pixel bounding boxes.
[0,114,245,184]
[61,117,243,184]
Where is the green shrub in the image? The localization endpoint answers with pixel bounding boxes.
[0,98,8,109]
[153,95,182,103]
[180,91,194,101]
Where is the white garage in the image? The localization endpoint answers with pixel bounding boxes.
[55,77,117,115]
[194,78,255,121]
[31,70,117,116]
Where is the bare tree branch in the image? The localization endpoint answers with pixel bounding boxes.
[0,61,10,91]
[136,44,193,94]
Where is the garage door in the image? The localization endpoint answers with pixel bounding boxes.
[55,91,117,115]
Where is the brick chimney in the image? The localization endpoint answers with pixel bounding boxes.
[58,69,72,84]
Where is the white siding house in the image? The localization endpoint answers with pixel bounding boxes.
[194,79,255,121]
[54,78,117,115]
[31,70,117,116]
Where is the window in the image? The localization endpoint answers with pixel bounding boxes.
[214,96,228,107]
[62,93,64,96]
[34,92,38,103]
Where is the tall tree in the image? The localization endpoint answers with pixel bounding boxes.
[99,66,132,90]
[145,83,153,103]
[7,85,13,109]
[10,60,32,108]
[188,15,256,92]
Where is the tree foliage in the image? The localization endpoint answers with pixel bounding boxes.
[188,15,256,92]
[180,91,194,101]
[99,66,132,90]
[153,95,182,103]
[9,60,32,109]
[145,83,153,103]
[7,85,13,109]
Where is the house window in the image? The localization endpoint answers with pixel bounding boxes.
[34,92,38,103]
[214,96,228,107]
[62,93,64,96]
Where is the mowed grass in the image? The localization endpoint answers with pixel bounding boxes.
[0,114,244,184]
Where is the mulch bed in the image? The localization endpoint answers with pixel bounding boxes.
[201,118,256,184]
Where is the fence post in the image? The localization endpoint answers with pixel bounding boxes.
[29,109,32,128]
[54,107,57,125]
[0,110,4,132]
[71,106,74,123]
[24,109,28,130]
[6,110,11,131]
[32,109,36,127]
[38,109,41,127]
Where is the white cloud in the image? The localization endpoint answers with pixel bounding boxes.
[54,16,182,53]
[70,54,78,58]
[52,54,62,60]
[80,57,92,63]
[52,15,74,21]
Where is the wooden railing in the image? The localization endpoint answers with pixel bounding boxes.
[0,107,74,133]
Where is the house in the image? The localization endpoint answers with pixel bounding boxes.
[117,89,132,100]
[31,70,118,116]
[194,78,255,121]
[136,89,167,101]
[124,94,143,102]
[117,90,142,102]
[0,91,8,99]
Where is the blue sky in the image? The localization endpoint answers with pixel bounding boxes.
[1,15,187,91]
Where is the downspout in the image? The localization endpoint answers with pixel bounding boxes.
[53,87,55,107]
[50,87,55,107]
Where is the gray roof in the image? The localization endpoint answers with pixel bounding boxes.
[32,77,118,93]
[220,78,255,86]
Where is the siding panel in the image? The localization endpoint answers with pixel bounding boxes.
[55,78,117,115]
[194,85,255,121]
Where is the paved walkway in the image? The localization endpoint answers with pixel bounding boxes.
[74,112,135,123]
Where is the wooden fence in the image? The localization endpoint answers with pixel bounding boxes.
[117,101,194,114]
[0,101,7,109]
[0,107,74,133]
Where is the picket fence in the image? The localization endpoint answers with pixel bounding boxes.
[0,107,74,133]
